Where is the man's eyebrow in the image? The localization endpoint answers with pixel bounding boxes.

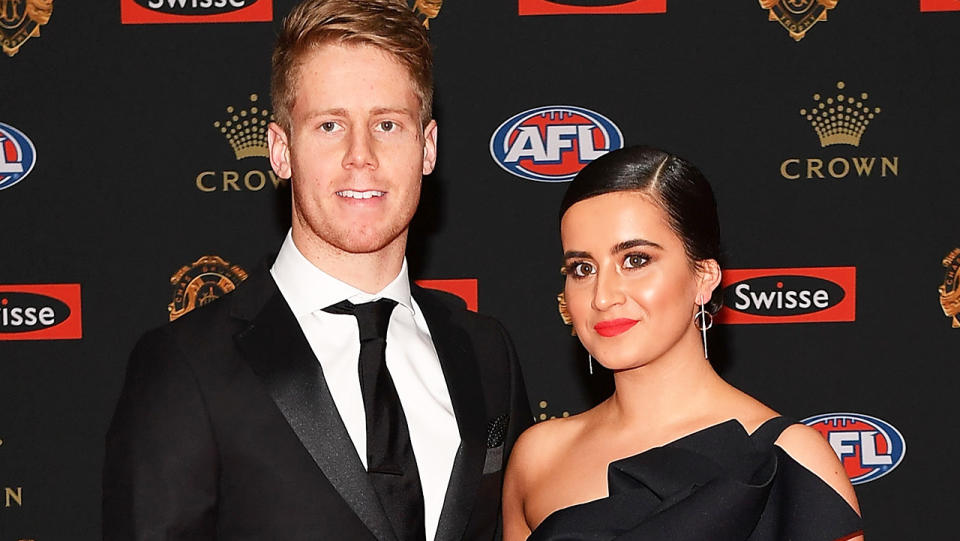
[370,106,417,117]
[612,239,662,254]
[303,108,348,121]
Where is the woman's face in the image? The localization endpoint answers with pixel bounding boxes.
[560,191,709,370]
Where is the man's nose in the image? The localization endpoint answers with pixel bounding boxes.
[342,128,378,170]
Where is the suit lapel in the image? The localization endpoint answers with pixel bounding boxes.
[414,287,488,541]
[231,270,397,541]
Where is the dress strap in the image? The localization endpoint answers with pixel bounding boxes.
[749,416,796,448]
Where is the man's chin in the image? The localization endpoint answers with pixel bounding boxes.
[327,228,407,255]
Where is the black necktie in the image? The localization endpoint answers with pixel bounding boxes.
[323,298,426,541]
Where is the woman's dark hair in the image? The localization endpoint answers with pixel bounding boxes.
[560,145,723,314]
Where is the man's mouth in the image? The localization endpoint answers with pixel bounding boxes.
[336,190,385,199]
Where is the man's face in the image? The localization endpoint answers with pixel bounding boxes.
[268,43,437,256]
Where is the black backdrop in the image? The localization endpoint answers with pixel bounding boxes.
[2,1,958,539]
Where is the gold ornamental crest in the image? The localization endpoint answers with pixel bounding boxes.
[411,0,442,28]
[939,248,960,328]
[758,0,837,42]
[168,255,248,321]
[1,0,53,57]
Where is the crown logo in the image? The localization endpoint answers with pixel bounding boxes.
[759,0,837,41]
[213,94,273,160]
[800,81,881,148]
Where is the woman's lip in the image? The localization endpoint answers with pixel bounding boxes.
[593,318,639,337]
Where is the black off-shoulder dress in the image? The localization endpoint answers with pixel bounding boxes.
[529,417,863,541]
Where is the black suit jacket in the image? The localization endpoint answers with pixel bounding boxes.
[103,267,531,540]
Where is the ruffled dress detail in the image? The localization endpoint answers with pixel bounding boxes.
[529,417,863,541]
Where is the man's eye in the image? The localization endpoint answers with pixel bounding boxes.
[622,254,649,269]
[319,121,338,132]
[378,120,396,132]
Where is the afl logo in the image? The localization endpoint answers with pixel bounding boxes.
[0,123,37,191]
[716,266,856,324]
[802,413,906,485]
[490,106,623,182]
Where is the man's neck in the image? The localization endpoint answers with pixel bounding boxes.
[290,228,407,294]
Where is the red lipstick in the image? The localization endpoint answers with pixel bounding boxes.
[593,318,639,337]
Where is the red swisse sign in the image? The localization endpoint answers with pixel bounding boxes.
[121,0,273,24]
[921,0,960,12]
[518,0,665,16]
[716,267,856,325]
[415,279,478,312]
[0,284,82,340]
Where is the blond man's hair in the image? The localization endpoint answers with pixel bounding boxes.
[271,0,433,133]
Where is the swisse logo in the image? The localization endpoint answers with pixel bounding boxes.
[519,0,666,15]
[0,123,37,191]
[921,0,960,12]
[716,266,855,324]
[803,413,906,485]
[730,275,843,316]
[121,0,272,24]
[1,293,69,330]
[135,0,257,16]
[490,105,623,182]
[0,284,82,340]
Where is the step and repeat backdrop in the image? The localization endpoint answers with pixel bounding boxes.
[2,1,958,539]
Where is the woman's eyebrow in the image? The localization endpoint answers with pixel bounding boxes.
[562,250,591,261]
[612,238,662,254]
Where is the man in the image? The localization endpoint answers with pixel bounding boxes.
[102,1,531,539]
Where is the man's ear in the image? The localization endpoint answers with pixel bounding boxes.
[268,122,292,179]
[422,119,438,175]
[697,259,722,303]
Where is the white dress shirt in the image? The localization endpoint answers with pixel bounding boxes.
[270,231,460,541]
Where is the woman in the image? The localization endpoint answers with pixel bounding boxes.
[503,146,863,541]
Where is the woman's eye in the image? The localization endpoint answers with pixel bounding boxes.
[378,120,396,132]
[572,262,595,277]
[623,254,649,269]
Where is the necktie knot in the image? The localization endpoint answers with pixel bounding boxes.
[323,298,398,342]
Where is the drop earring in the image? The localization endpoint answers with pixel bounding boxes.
[588,352,594,375]
[694,293,713,359]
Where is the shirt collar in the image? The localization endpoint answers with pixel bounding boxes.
[270,230,415,317]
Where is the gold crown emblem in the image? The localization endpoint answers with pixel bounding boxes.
[412,0,443,28]
[800,81,881,148]
[213,94,273,160]
[939,248,960,329]
[168,255,249,321]
[759,0,837,41]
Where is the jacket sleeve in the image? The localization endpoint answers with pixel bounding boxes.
[102,327,219,541]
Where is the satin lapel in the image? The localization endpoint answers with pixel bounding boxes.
[233,280,397,541]
[414,287,487,541]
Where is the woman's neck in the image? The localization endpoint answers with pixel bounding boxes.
[602,331,725,430]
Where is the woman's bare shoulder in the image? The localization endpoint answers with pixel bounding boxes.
[507,411,589,480]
